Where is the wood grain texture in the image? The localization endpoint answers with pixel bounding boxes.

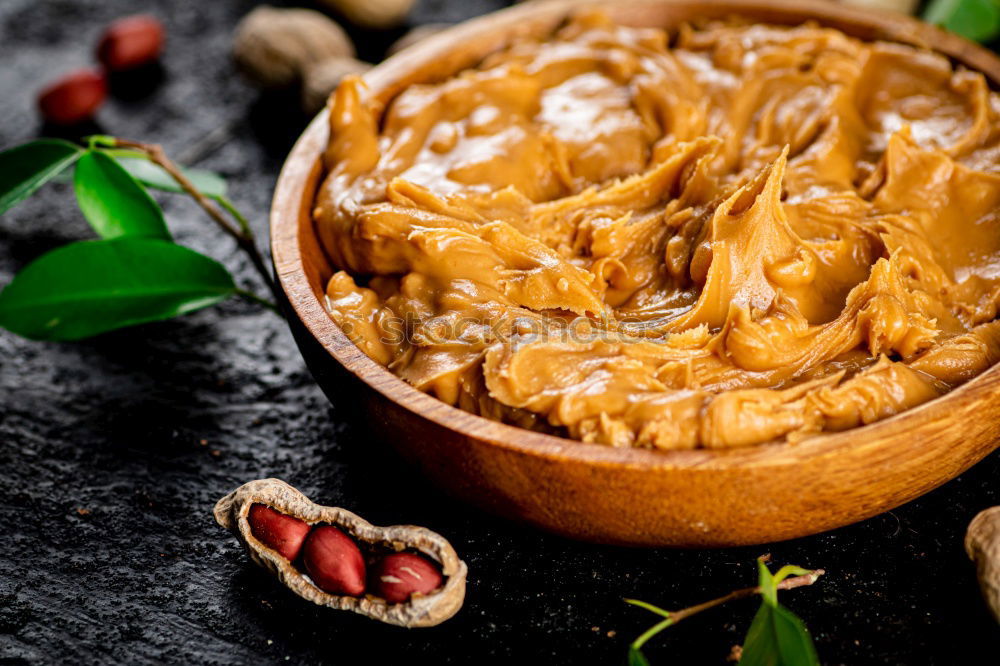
[270,0,1000,546]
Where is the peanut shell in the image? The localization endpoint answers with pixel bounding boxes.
[214,478,467,627]
[232,6,355,89]
[316,0,415,29]
[966,506,1000,623]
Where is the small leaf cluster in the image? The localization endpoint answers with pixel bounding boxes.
[627,558,820,666]
[739,561,819,666]
[0,137,250,341]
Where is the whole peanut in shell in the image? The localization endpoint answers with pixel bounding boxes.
[302,525,366,596]
[966,506,1000,623]
[370,552,444,604]
[316,0,415,29]
[248,503,311,560]
[232,6,355,89]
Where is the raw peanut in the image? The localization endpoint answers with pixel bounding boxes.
[97,15,165,71]
[369,553,443,604]
[302,525,366,596]
[301,57,372,115]
[232,6,355,89]
[248,503,311,560]
[215,479,467,627]
[37,69,107,125]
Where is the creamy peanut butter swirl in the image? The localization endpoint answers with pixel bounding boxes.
[314,12,1000,449]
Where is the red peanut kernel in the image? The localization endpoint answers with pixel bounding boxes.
[37,69,107,125]
[302,526,366,596]
[369,553,443,604]
[247,504,310,561]
[97,15,165,71]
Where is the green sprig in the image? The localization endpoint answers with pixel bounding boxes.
[0,136,278,341]
[626,558,823,665]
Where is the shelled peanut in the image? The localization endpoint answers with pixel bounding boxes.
[37,69,108,126]
[36,13,165,125]
[214,479,466,627]
[97,15,165,71]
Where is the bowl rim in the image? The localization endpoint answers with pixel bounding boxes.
[271,0,1000,472]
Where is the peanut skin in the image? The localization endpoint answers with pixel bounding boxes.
[369,553,443,604]
[302,526,366,596]
[247,504,311,561]
[37,69,107,125]
[97,15,165,71]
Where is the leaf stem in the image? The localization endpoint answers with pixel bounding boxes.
[632,616,674,651]
[624,598,672,619]
[627,569,824,650]
[236,288,279,314]
[109,138,283,309]
[216,195,253,237]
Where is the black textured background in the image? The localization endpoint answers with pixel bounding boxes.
[1,1,999,664]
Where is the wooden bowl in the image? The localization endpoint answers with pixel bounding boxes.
[271,0,1000,547]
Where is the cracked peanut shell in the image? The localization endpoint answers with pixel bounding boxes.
[214,478,467,627]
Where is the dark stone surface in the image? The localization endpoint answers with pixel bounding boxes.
[1,1,999,664]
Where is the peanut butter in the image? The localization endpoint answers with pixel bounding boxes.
[313,12,1000,449]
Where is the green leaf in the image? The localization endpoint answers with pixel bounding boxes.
[627,646,651,666]
[84,135,118,148]
[738,602,819,666]
[0,139,83,215]
[924,0,1000,43]
[0,238,236,341]
[73,150,171,240]
[757,558,778,605]
[114,157,228,199]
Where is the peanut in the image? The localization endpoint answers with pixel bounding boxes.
[302,525,366,596]
[232,6,355,89]
[97,15,165,71]
[316,0,415,29]
[966,506,1000,623]
[37,69,107,126]
[248,503,311,561]
[215,479,467,627]
[369,552,444,604]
